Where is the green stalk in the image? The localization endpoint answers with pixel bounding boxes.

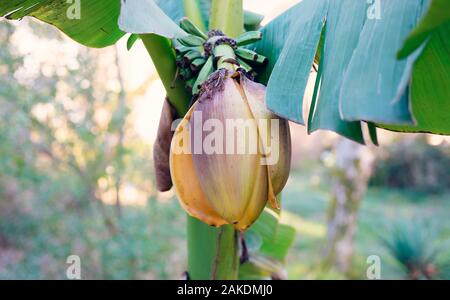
[186,0,244,280]
[182,0,207,32]
[141,0,244,280]
[140,34,190,116]
[188,218,238,279]
[210,0,244,38]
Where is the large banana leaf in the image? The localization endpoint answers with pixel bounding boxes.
[380,0,450,134]
[0,0,192,47]
[398,0,450,58]
[308,0,367,143]
[339,0,426,126]
[255,0,449,143]
[118,0,187,38]
[256,0,328,125]
[380,24,450,134]
[0,0,124,48]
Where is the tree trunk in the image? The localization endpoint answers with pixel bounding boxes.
[324,138,375,275]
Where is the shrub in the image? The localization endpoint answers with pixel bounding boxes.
[370,138,450,194]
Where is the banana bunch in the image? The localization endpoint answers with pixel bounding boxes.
[170,69,291,231]
[167,18,291,231]
[174,18,268,95]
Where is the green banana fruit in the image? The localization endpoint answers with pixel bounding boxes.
[185,77,196,91]
[190,57,206,72]
[237,58,253,73]
[179,68,193,81]
[184,50,203,62]
[235,47,267,64]
[192,56,214,95]
[178,34,205,47]
[236,31,262,46]
[244,10,264,31]
[175,45,197,55]
[180,17,208,40]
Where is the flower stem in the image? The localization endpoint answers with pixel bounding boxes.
[141,1,244,280]
[210,0,244,38]
[182,0,207,32]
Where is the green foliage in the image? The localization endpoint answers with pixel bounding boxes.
[157,0,211,30]
[256,0,328,125]
[0,21,163,279]
[252,0,449,143]
[309,0,367,143]
[118,0,187,38]
[370,138,450,194]
[381,23,450,134]
[0,193,186,279]
[381,219,449,279]
[0,0,124,48]
[398,0,450,58]
[283,171,450,279]
[339,1,426,127]
[240,209,296,279]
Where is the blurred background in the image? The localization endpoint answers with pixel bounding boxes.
[0,0,449,280]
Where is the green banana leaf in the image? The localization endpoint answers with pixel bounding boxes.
[156,0,211,29]
[0,0,197,47]
[239,209,296,280]
[308,0,367,143]
[254,0,449,143]
[255,0,328,125]
[118,0,187,38]
[398,0,450,58]
[380,23,450,134]
[380,0,450,134]
[339,0,426,126]
[0,0,124,48]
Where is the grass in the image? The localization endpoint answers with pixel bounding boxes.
[1,169,449,279]
[282,171,450,279]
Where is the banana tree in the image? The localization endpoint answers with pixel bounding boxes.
[1,0,448,280]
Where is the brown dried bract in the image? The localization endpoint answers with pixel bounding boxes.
[153,98,177,192]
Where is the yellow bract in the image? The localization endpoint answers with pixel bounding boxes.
[170,73,291,231]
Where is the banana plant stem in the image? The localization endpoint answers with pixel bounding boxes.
[183,0,207,32]
[141,0,244,280]
[210,0,244,38]
[140,34,190,116]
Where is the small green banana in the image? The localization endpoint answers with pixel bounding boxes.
[244,10,264,31]
[190,57,206,72]
[193,56,214,95]
[236,31,262,46]
[179,68,193,81]
[175,45,197,55]
[237,58,253,73]
[180,17,208,40]
[178,34,205,47]
[235,47,267,64]
[184,50,203,62]
[185,77,196,91]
